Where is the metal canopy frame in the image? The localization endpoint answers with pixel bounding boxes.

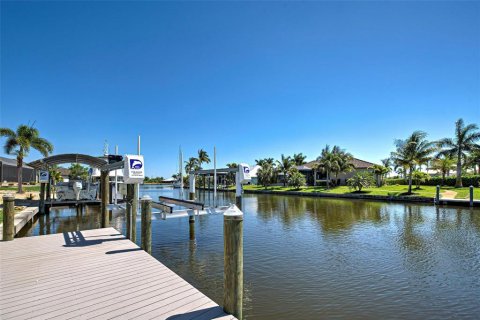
[28,153,108,169]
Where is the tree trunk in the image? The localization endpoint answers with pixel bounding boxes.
[441,172,445,186]
[283,171,286,187]
[455,153,462,188]
[17,156,24,194]
[408,167,413,194]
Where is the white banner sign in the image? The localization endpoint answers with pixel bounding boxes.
[123,154,145,184]
[39,170,49,183]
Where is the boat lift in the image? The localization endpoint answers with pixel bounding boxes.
[188,163,251,209]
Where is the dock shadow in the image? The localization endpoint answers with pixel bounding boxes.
[62,231,125,247]
[105,248,142,254]
[166,306,226,319]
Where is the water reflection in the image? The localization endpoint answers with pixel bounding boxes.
[17,187,480,320]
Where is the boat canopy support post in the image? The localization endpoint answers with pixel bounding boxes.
[189,174,196,200]
[100,171,109,228]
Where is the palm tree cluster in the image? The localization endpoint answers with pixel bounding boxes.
[314,145,354,188]
[0,124,53,193]
[255,153,307,188]
[388,118,479,191]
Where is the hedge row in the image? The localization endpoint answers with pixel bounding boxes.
[386,175,480,187]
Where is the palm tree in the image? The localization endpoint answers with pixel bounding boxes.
[370,164,390,187]
[184,157,199,173]
[390,131,436,194]
[197,149,210,169]
[329,146,354,185]
[226,162,238,186]
[48,166,63,199]
[315,145,338,189]
[293,153,307,166]
[467,148,480,174]
[257,162,275,189]
[276,154,294,186]
[255,158,275,167]
[437,119,480,187]
[0,124,53,193]
[431,155,455,185]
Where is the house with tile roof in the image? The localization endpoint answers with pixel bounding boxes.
[303,158,377,186]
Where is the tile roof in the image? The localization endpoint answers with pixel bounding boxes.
[0,156,34,169]
[305,158,376,169]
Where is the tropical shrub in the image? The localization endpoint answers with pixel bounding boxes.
[412,171,430,189]
[347,172,375,192]
[257,163,275,189]
[288,171,306,190]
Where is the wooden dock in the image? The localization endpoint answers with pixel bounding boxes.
[0,227,236,320]
[0,206,38,240]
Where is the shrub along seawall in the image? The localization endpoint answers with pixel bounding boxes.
[386,175,480,187]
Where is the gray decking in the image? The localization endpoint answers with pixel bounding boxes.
[0,228,235,320]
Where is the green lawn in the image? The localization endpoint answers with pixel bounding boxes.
[240,184,480,200]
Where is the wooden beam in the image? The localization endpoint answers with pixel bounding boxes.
[151,202,174,213]
[158,196,204,210]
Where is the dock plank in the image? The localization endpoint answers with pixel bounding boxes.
[0,228,235,320]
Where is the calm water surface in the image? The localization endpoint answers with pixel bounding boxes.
[18,185,480,319]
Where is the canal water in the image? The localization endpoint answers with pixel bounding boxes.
[18,185,480,319]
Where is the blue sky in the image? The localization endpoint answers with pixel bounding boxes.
[1,1,479,177]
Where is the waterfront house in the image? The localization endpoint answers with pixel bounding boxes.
[0,156,36,183]
[304,158,377,186]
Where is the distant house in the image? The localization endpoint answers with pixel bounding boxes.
[304,158,377,186]
[0,156,37,183]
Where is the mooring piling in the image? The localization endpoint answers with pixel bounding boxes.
[39,183,46,214]
[141,195,152,254]
[2,194,15,241]
[132,184,139,243]
[470,186,474,207]
[223,205,244,320]
[126,184,133,240]
[435,185,440,205]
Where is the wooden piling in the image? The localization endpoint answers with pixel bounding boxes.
[435,185,440,205]
[2,194,15,241]
[126,184,134,240]
[132,184,138,243]
[223,206,244,320]
[39,183,46,214]
[100,171,109,228]
[470,186,474,207]
[46,180,51,201]
[141,196,152,254]
[189,218,195,240]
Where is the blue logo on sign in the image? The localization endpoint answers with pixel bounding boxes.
[243,167,250,174]
[130,159,143,169]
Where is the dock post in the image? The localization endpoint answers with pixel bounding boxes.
[126,184,133,240]
[39,183,46,214]
[132,184,138,243]
[470,186,474,207]
[46,179,51,201]
[101,171,109,228]
[435,185,440,205]
[235,173,242,210]
[189,216,195,240]
[141,195,152,254]
[223,205,243,320]
[2,194,15,241]
[189,174,196,200]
